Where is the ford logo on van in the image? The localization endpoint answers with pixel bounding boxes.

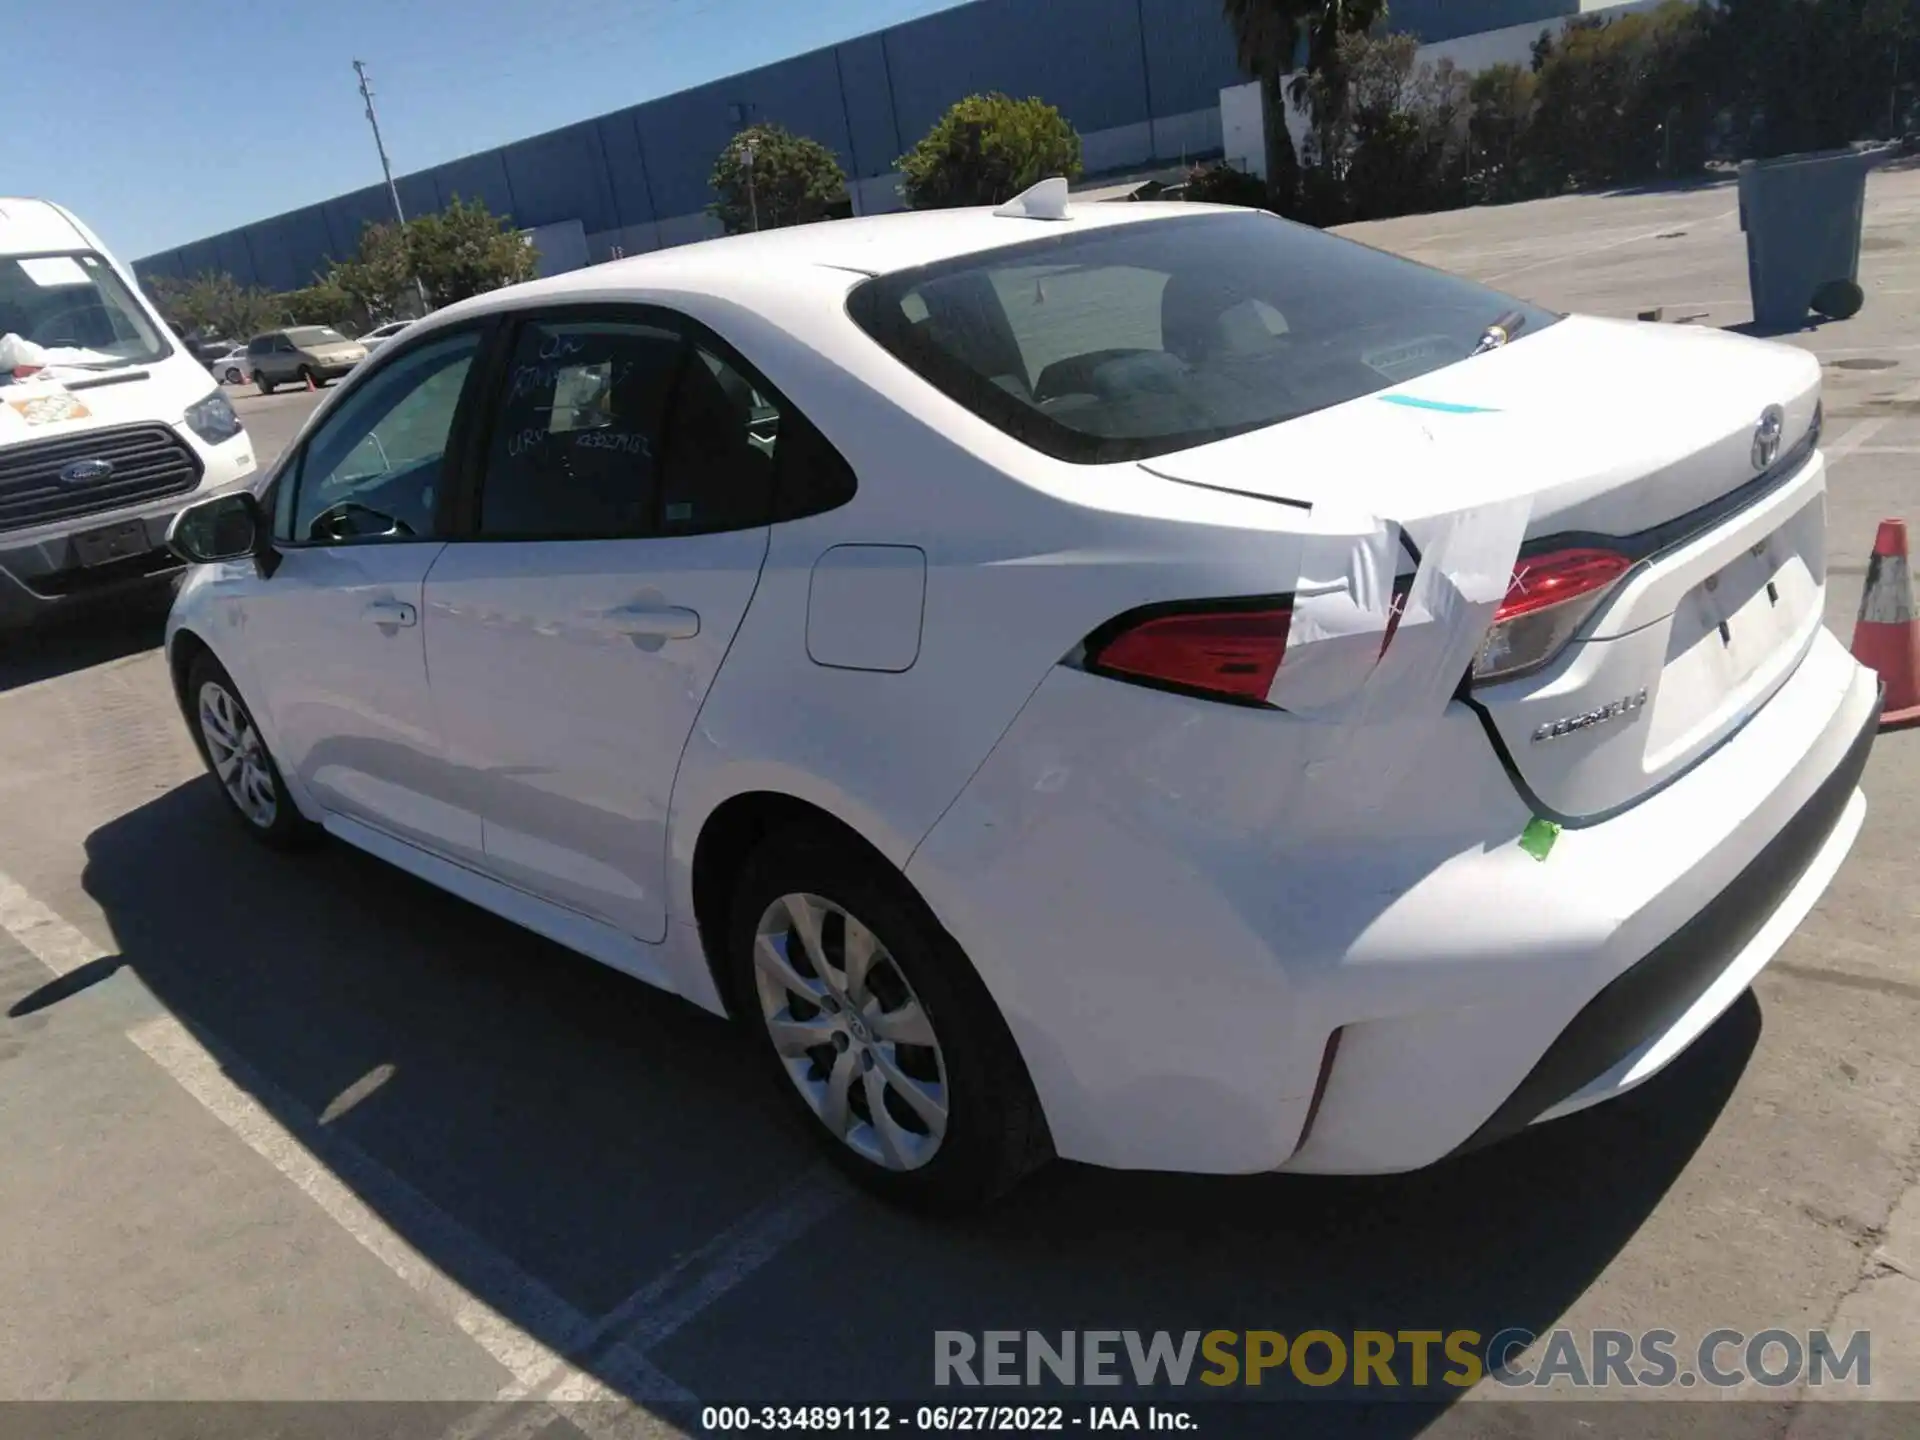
[58,458,115,487]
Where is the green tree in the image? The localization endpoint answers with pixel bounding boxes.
[897,93,1082,209]
[327,220,416,325]
[280,276,360,328]
[1182,161,1271,206]
[402,196,537,308]
[1707,0,1914,157]
[710,123,849,234]
[1528,2,1714,188]
[1295,31,1469,222]
[1220,0,1388,215]
[148,273,281,343]
[1466,63,1539,201]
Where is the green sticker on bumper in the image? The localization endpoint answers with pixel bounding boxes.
[1519,816,1562,862]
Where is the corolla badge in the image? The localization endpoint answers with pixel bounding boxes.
[58,457,115,487]
[1531,688,1649,743]
[1752,405,1785,471]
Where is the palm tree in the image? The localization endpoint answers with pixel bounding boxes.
[1220,0,1388,212]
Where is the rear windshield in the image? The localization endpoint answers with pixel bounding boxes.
[0,251,170,369]
[847,211,1560,464]
[289,326,348,347]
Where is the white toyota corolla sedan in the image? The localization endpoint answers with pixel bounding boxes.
[163,181,1879,1209]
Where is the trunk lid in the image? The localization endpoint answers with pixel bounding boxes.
[1142,316,1827,819]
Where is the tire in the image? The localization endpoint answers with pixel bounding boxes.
[185,652,318,850]
[224,366,243,385]
[726,824,1049,1212]
[255,371,274,396]
[1811,278,1865,321]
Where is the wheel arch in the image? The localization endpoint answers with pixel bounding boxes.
[689,784,1056,1186]
[690,790,906,1022]
[167,626,215,740]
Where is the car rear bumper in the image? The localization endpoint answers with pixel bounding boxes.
[1454,676,1875,1152]
[906,625,1878,1175]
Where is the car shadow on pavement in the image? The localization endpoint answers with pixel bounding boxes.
[55,775,1757,1433]
[0,600,169,696]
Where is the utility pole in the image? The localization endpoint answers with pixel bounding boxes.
[353,59,430,315]
[354,60,406,228]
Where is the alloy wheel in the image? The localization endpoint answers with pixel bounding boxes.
[197,680,278,829]
[754,891,949,1171]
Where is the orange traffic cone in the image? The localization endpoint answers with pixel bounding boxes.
[304,371,317,392]
[1850,518,1920,730]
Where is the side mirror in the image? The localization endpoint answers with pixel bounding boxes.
[167,490,268,567]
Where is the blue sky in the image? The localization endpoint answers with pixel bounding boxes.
[12,0,963,261]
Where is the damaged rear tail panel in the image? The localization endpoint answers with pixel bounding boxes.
[1469,438,1829,821]
[1138,315,1829,821]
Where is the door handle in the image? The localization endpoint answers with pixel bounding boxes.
[602,602,700,641]
[364,598,417,628]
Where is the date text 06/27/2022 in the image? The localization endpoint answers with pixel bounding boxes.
[701,1405,1194,1432]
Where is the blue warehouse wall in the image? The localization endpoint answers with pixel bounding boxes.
[833,34,904,178]
[134,0,1590,290]
[882,0,1154,149]
[501,121,623,235]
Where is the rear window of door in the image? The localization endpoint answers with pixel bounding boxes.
[473,316,784,539]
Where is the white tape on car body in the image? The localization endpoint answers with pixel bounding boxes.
[1264,516,1400,714]
[1263,493,1533,811]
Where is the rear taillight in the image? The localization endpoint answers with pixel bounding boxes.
[1086,604,1292,704]
[1472,547,1631,685]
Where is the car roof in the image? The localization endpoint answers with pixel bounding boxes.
[445,200,1239,320]
[0,196,90,256]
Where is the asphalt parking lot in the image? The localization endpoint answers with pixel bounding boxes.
[4,171,1920,1438]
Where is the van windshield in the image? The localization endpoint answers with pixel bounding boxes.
[289,327,348,347]
[847,211,1560,464]
[0,252,170,368]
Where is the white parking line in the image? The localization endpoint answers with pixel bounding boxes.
[448,1167,850,1440]
[0,865,847,1427]
[126,1013,649,1395]
[1831,376,1920,457]
[0,871,111,976]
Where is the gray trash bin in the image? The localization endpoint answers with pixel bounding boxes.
[1737,147,1877,330]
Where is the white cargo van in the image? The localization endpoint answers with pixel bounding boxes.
[0,198,257,631]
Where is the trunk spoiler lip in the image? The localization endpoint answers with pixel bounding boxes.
[1514,409,1820,568]
[1141,407,1819,576]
